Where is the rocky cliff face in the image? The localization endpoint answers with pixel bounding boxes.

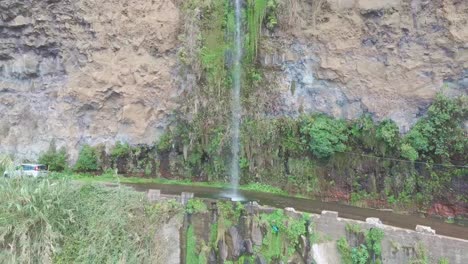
[0,0,182,159]
[1,0,466,159]
[263,0,467,130]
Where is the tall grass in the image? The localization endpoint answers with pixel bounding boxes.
[0,154,14,176]
[0,178,183,263]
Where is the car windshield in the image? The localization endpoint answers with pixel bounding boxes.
[22,165,34,171]
[20,165,47,171]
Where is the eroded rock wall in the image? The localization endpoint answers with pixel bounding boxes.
[262,0,467,129]
[0,0,182,159]
[1,0,467,160]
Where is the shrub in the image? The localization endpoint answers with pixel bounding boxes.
[351,244,369,264]
[337,237,352,264]
[376,119,399,155]
[349,114,377,151]
[74,145,99,172]
[110,141,131,160]
[300,115,348,158]
[365,228,384,260]
[185,199,208,214]
[404,93,467,162]
[400,143,418,161]
[157,132,173,153]
[38,141,68,171]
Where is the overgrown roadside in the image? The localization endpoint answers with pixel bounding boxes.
[0,178,184,263]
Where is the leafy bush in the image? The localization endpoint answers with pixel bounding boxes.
[404,93,467,162]
[338,227,384,264]
[349,114,377,150]
[265,0,279,29]
[157,132,173,153]
[275,116,304,154]
[351,244,369,264]
[258,209,307,259]
[38,141,68,171]
[365,228,384,260]
[300,115,348,158]
[110,141,131,159]
[400,143,419,161]
[376,119,399,155]
[337,237,352,264]
[74,145,99,172]
[185,199,208,214]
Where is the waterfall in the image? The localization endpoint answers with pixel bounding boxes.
[229,0,243,200]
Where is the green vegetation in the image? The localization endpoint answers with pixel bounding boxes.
[9,93,462,214]
[337,237,353,264]
[257,209,308,262]
[110,141,131,160]
[185,199,208,214]
[27,93,463,214]
[156,131,173,153]
[365,228,385,262]
[162,94,466,211]
[300,114,348,158]
[352,244,370,264]
[346,223,363,234]
[404,94,467,162]
[38,141,68,172]
[338,227,384,264]
[186,225,199,264]
[409,243,429,264]
[185,201,287,264]
[50,172,292,197]
[0,178,183,263]
[209,222,218,248]
[74,144,99,172]
[239,182,286,195]
[438,258,450,264]
[0,154,13,176]
[217,201,244,228]
[400,143,418,161]
[246,0,278,63]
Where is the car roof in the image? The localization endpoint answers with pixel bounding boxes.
[20,163,45,166]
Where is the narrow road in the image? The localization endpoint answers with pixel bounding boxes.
[125,182,468,240]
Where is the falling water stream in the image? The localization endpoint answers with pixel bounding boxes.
[229,0,243,200]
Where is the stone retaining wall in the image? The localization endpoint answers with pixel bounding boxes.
[146,189,468,264]
[310,210,467,264]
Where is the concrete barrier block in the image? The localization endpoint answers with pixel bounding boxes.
[285,207,302,218]
[181,192,194,205]
[147,189,161,202]
[321,210,339,219]
[366,217,384,228]
[415,225,436,235]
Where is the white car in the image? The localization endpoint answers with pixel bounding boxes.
[3,164,49,178]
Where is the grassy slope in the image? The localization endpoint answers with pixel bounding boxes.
[0,178,183,263]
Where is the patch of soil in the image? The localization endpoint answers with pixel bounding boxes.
[428,203,468,218]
